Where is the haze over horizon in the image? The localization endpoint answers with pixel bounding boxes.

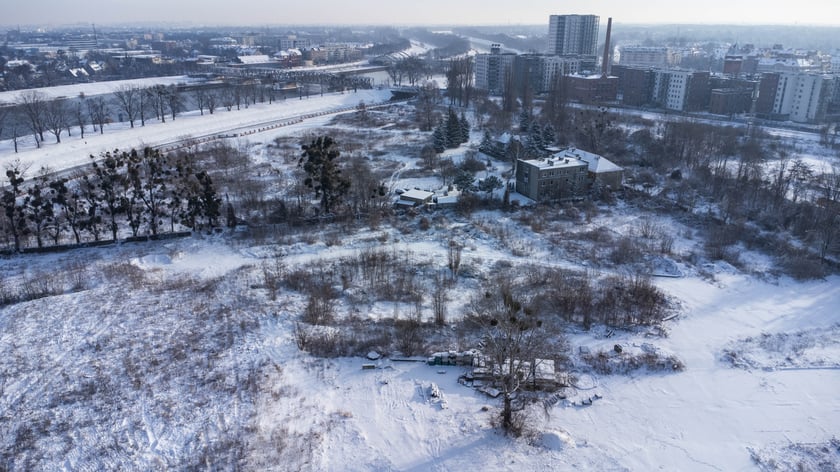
[2,0,839,28]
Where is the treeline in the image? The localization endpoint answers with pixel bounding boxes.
[0,79,301,151]
[0,148,221,252]
[626,120,840,271]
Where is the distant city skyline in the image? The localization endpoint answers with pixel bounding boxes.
[2,0,839,27]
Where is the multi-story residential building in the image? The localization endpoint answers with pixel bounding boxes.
[756,72,834,123]
[723,55,760,77]
[474,45,516,95]
[830,52,840,74]
[547,14,599,56]
[475,51,583,96]
[618,46,679,67]
[565,74,619,104]
[279,36,312,51]
[612,65,655,106]
[709,88,754,115]
[707,77,758,115]
[516,153,589,201]
[651,69,710,112]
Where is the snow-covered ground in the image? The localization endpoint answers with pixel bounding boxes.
[0,84,838,471]
[0,88,394,173]
[0,75,201,103]
[1,223,837,470]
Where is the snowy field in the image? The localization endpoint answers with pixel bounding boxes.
[0,223,837,470]
[0,86,838,470]
[0,87,394,174]
[0,75,201,103]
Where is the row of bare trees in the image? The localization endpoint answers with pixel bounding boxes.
[1,148,221,252]
[386,56,432,87]
[0,80,286,152]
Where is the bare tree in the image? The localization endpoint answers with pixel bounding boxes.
[145,85,169,123]
[469,277,556,434]
[206,89,218,115]
[814,164,840,259]
[87,96,109,135]
[445,57,474,107]
[90,150,129,241]
[432,271,448,326]
[43,98,69,143]
[166,85,183,120]
[415,81,440,132]
[23,171,55,248]
[345,155,386,214]
[194,88,208,116]
[0,104,9,139]
[2,161,30,251]
[221,86,236,111]
[137,86,148,126]
[18,90,48,147]
[48,177,84,244]
[112,84,141,128]
[127,148,168,236]
[447,239,462,280]
[74,100,87,139]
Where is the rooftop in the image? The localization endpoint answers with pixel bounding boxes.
[521,156,587,170]
[401,189,434,201]
[555,148,623,173]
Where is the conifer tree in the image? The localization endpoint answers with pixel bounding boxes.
[299,136,351,214]
[433,125,447,154]
[459,113,470,144]
[445,108,462,149]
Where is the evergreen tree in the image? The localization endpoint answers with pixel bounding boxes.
[459,113,470,144]
[542,123,556,148]
[529,122,544,152]
[445,108,462,149]
[453,171,476,194]
[478,175,503,197]
[519,108,532,133]
[480,130,493,152]
[433,125,447,154]
[299,136,351,215]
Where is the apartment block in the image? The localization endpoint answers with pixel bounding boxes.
[547,15,599,56]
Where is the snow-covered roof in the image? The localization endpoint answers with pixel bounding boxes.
[238,55,274,65]
[521,156,587,170]
[401,189,434,201]
[435,195,458,205]
[556,148,623,174]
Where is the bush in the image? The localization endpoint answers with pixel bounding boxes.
[459,152,487,173]
[582,349,684,375]
[781,256,826,280]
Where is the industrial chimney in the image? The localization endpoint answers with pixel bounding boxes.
[601,17,612,77]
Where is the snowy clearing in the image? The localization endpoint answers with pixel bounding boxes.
[0,81,838,471]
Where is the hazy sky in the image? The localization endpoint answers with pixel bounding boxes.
[2,0,839,27]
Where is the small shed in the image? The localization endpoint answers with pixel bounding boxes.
[399,189,434,206]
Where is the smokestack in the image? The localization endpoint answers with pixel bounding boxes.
[602,17,612,77]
